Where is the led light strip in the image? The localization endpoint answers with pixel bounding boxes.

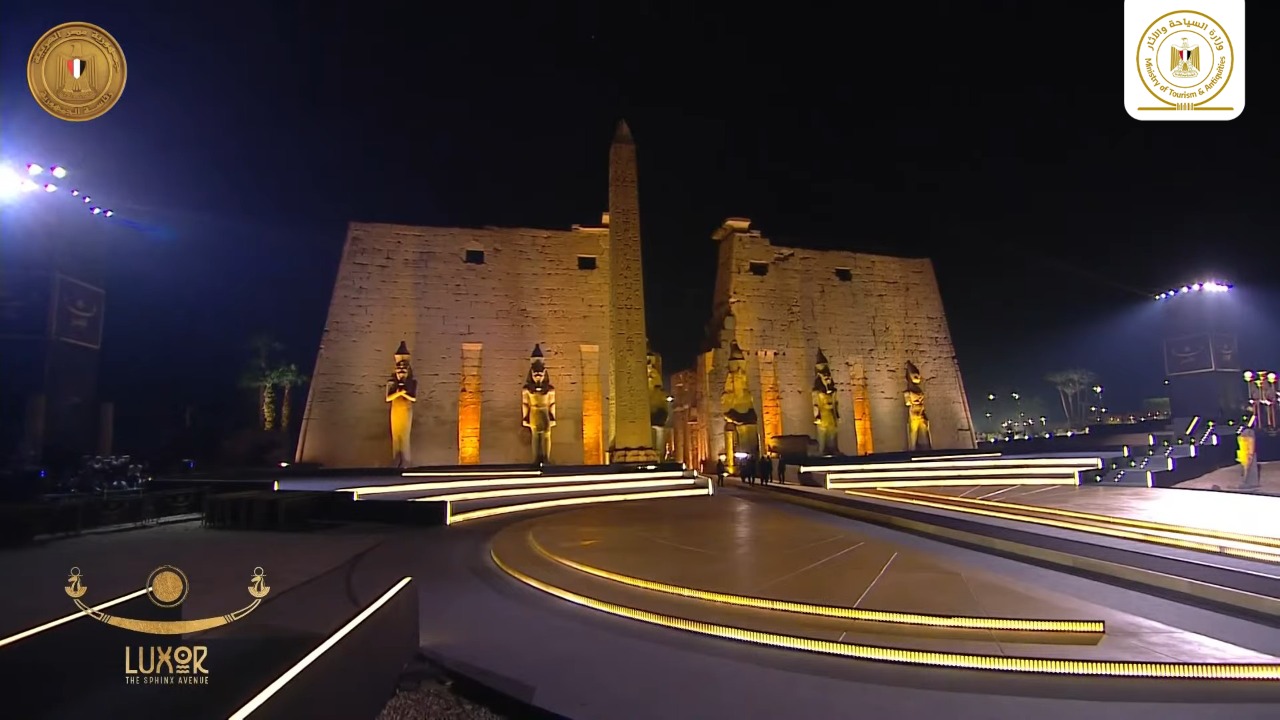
[227,576,414,719]
[491,549,1280,678]
[403,469,543,477]
[802,457,1102,473]
[828,466,1087,480]
[846,490,1280,564]
[411,477,697,502]
[829,477,1081,490]
[447,484,713,525]
[342,470,688,497]
[0,587,148,649]
[881,488,1280,550]
[527,534,1103,633]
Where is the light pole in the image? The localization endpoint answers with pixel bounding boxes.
[1244,371,1278,431]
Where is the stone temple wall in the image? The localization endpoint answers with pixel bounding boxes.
[698,220,975,459]
[296,223,614,468]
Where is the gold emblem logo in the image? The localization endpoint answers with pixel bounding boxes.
[66,566,270,634]
[27,22,127,122]
[1135,11,1235,112]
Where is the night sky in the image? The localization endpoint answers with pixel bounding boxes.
[2,2,1277,452]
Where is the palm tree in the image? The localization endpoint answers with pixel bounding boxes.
[1045,369,1099,429]
[243,334,283,431]
[273,363,309,433]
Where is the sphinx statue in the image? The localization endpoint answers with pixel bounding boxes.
[904,361,932,451]
[521,345,556,464]
[647,346,672,459]
[812,349,840,456]
[385,341,419,468]
[721,341,759,464]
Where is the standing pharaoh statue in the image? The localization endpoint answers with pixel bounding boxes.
[721,341,759,465]
[812,350,840,456]
[385,341,418,468]
[904,361,932,451]
[521,345,556,465]
[647,346,671,460]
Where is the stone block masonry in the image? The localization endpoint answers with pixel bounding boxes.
[296,223,614,468]
[697,219,975,459]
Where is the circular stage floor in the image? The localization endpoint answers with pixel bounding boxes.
[492,495,1280,675]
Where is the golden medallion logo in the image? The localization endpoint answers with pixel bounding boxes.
[27,22,128,122]
[1124,1,1245,121]
[66,566,271,684]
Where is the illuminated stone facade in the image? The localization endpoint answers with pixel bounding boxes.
[297,124,655,468]
[682,219,975,469]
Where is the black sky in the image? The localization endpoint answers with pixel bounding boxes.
[2,2,1277,450]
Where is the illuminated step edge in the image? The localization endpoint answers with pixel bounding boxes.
[446,483,713,525]
[910,453,1003,461]
[226,576,414,720]
[527,535,1103,633]
[827,466,1088,481]
[802,457,1103,473]
[881,488,1280,550]
[490,549,1280,679]
[342,470,688,498]
[846,490,1280,564]
[403,469,543,477]
[410,477,698,503]
[828,477,1081,490]
[0,587,148,649]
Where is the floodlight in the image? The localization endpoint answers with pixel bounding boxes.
[50,166,67,178]
[26,164,42,176]
[43,183,57,192]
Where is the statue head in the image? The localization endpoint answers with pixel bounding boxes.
[393,341,413,381]
[525,344,552,391]
[647,347,664,390]
[905,361,923,386]
[814,349,834,390]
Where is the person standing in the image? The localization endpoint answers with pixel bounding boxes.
[760,453,774,485]
[777,455,787,485]
[716,455,727,488]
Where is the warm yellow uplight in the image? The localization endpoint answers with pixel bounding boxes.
[832,477,1080,490]
[828,466,1086,481]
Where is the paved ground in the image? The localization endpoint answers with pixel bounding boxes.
[1176,461,1280,496]
[5,489,1280,719]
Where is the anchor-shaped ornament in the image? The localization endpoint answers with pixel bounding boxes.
[248,567,271,599]
[65,567,87,599]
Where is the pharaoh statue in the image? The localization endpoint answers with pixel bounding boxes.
[647,345,672,460]
[721,341,759,464]
[812,350,840,456]
[521,345,556,465]
[904,361,932,451]
[385,341,418,468]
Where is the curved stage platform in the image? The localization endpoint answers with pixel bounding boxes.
[490,496,1279,674]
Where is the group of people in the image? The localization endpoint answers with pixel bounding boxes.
[714,453,787,487]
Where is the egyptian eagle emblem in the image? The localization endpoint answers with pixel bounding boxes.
[1170,38,1200,79]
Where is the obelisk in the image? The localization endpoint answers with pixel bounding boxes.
[607,120,659,463]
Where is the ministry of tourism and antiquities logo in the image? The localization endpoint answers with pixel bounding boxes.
[1124,1,1245,121]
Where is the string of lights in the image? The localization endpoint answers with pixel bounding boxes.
[0,162,116,218]
[1154,281,1231,301]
